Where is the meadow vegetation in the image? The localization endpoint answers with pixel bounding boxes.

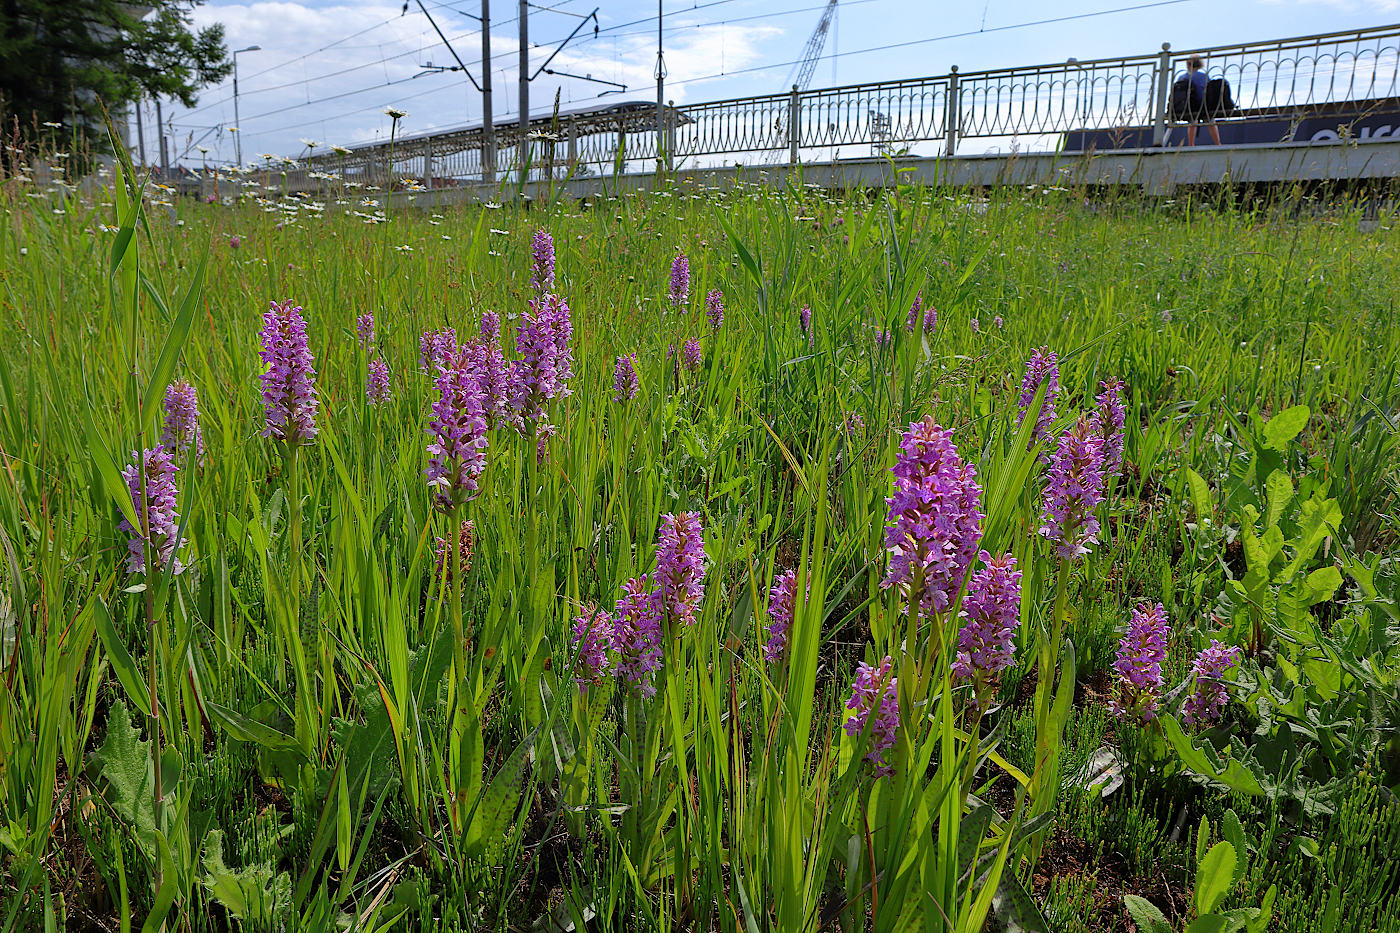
[1,160,1398,931]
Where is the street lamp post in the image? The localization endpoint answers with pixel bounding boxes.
[232,45,262,167]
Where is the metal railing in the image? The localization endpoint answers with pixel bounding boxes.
[264,22,1400,191]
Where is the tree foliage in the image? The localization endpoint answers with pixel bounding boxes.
[0,0,230,148]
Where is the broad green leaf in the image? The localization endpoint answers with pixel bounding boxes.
[1263,470,1293,530]
[1160,716,1266,797]
[989,863,1049,932]
[139,832,179,933]
[1278,495,1341,583]
[522,644,548,733]
[85,702,156,859]
[1221,810,1249,873]
[1186,467,1214,521]
[1248,885,1277,933]
[1123,895,1172,933]
[201,829,291,922]
[1194,841,1237,915]
[1261,405,1309,451]
[467,729,536,865]
[207,702,307,757]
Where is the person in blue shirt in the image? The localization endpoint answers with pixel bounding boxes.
[1182,56,1221,146]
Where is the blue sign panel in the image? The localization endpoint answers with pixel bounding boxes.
[1063,103,1400,151]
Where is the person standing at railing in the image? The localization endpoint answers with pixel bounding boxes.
[1176,56,1222,146]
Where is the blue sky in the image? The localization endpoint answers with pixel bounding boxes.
[153,0,1398,165]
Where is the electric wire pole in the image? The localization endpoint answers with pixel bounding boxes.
[482,0,495,183]
[655,0,665,173]
[519,0,529,179]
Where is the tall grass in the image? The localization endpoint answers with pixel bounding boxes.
[1,154,1398,931]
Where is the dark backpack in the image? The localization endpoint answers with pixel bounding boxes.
[1169,76,1201,121]
[1204,77,1237,117]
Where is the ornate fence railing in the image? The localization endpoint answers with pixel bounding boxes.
[280,22,1400,190]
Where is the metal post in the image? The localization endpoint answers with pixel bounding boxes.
[519,0,529,180]
[666,99,675,171]
[423,140,432,189]
[655,0,665,174]
[945,66,959,157]
[788,84,800,164]
[232,62,243,167]
[231,46,260,167]
[568,114,578,169]
[155,97,169,176]
[135,97,147,168]
[482,0,496,184]
[1151,42,1172,147]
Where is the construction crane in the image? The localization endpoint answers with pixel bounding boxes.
[763,0,837,163]
[784,0,838,93]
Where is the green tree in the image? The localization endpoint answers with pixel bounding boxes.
[0,0,230,151]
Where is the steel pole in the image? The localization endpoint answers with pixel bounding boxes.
[656,0,665,173]
[519,0,529,180]
[482,0,495,182]
[232,54,244,167]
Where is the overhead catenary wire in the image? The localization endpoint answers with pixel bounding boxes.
[173,0,1203,161]
[179,0,544,119]
[667,0,1202,88]
[173,20,589,133]
[182,0,868,125]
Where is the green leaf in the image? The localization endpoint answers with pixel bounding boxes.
[522,645,547,734]
[1247,886,1277,933]
[82,407,140,532]
[139,832,179,933]
[1194,841,1237,915]
[1263,470,1293,530]
[1261,406,1309,451]
[201,829,291,922]
[91,597,150,717]
[990,868,1050,932]
[1123,895,1172,933]
[467,729,536,865]
[1185,917,1229,933]
[85,702,157,859]
[1159,716,1266,797]
[207,702,307,757]
[139,246,208,429]
[1221,810,1249,874]
[1186,468,1214,521]
[1278,495,1341,583]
